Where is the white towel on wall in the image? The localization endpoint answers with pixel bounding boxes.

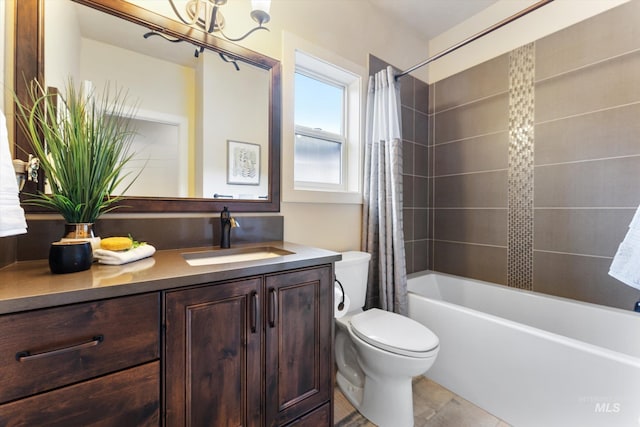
[0,109,27,237]
[609,206,640,291]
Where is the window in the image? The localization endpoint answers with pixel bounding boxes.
[294,72,345,186]
[282,34,364,204]
[291,49,362,196]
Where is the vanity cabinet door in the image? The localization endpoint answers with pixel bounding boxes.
[264,266,333,426]
[164,277,263,427]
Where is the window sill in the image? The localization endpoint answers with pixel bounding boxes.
[282,188,362,205]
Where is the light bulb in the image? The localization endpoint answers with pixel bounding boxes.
[250,0,270,25]
[251,0,271,14]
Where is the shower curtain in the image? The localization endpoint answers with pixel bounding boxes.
[362,66,408,315]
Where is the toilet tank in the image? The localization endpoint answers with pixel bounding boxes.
[335,251,371,312]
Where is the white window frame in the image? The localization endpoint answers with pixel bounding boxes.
[283,32,364,204]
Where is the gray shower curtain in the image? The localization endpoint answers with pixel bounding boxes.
[362,66,408,315]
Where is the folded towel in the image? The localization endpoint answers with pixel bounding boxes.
[94,244,156,265]
[0,109,27,237]
[609,207,640,291]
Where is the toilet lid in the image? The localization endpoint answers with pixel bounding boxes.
[350,308,439,357]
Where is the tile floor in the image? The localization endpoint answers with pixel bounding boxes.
[334,376,511,427]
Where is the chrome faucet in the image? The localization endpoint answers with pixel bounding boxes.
[220,206,239,248]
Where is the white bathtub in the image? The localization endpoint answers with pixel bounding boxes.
[407,271,640,427]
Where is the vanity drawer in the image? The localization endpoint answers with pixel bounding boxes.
[0,361,160,426]
[0,293,160,404]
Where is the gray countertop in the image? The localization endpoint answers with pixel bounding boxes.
[0,242,341,314]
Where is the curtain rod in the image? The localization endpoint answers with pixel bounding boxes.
[395,0,555,80]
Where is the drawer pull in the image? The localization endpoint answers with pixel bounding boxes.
[268,288,277,328]
[16,335,104,362]
[250,291,258,333]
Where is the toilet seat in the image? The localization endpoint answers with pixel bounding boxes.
[350,308,439,358]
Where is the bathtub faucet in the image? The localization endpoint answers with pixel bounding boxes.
[220,206,239,249]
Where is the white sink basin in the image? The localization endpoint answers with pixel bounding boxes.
[182,246,294,266]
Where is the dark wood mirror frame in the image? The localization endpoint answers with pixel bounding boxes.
[14,0,281,213]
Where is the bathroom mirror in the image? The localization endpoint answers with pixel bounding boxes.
[13,0,281,213]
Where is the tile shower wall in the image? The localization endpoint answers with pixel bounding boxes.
[428,0,640,310]
[429,54,510,286]
[369,55,430,275]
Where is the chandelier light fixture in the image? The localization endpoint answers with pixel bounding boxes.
[168,0,271,42]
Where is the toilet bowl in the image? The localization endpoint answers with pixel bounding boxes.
[334,252,439,427]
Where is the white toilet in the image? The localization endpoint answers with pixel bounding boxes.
[334,251,439,427]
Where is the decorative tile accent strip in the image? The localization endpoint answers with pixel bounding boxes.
[507,43,535,290]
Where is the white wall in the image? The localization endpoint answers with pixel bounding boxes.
[45,0,82,89]
[73,38,196,196]
[197,53,269,200]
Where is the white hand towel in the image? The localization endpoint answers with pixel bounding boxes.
[0,109,27,237]
[609,207,640,291]
[94,244,156,265]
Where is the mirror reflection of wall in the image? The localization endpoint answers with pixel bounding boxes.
[195,52,269,200]
[115,113,188,197]
[43,1,269,200]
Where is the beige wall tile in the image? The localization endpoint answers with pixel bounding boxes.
[535,103,640,165]
[434,92,508,144]
[433,241,507,285]
[534,157,640,208]
[434,132,508,176]
[402,105,415,141]
[412,239,430,272]
[415,111,429,146]
[415,79,429,114]
[533,251,640,310]
[405,241,415,274]
[400,74,415,108]
[403,208,415,242]
[535,50,640,123]
[414,208,429,241]
[414,143,429,177]
[536,0,640,80]
[534,208,634,257]
[434,170,508,208]
[434,54,509,111]
[414,176,429,208]
[403,174,415,207]
[404,140,415,175]
[434,208,508,247]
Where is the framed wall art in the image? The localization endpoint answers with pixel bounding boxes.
[227,140,260,185]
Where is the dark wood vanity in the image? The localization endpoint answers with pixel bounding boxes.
[0,243,339,426]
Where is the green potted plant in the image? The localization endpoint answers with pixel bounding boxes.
[14,79,140,243]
